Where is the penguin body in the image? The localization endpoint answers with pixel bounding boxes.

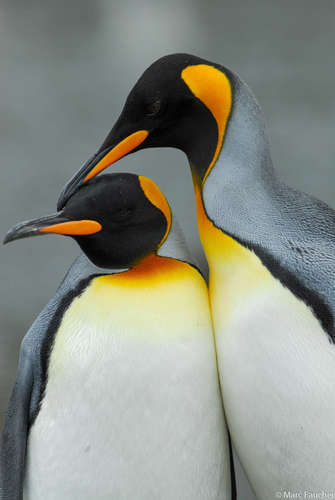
[58,54,335,497]
[25,256,228,500]
[1,174,232,500]
[184,69,335,497]
[199,112,335,496]
[199,177,335,497]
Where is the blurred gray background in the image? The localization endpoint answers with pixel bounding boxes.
[1,0,334,498]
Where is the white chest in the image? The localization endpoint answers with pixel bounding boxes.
[24,269,231,500]
[212,260,335,499]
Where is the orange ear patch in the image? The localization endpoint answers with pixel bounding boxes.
[84,130,149,182]
[40,220,102,235]
[138,176,172,246]
[181,64,232,183]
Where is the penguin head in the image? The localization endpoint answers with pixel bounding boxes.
[58,53,233,208]
[4,173,171,269]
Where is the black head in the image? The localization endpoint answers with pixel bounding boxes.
[108,54,218,158]
[58,53,233,208]
[4,173,171,269]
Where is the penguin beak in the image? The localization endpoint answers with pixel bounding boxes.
[57,129,149,210]
[3,213,102,244]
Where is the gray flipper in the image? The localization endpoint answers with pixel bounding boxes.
[0,254,125,500]
[0,339,33,500]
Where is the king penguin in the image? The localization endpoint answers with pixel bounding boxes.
[1,173,233,500]
[58,54,335,498]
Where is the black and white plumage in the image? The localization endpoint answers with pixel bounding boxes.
[1,174,232,500]
[58,53,335,498]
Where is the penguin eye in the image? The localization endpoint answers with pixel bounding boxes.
[145,99,162,117]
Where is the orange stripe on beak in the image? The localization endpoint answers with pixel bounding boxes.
[84,130,149,182]
[39,220,102,235]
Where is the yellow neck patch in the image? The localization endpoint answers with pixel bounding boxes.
[193,182,244,260]
[138,176,172,246]
[193,183,273,327]
[182,65,241,265]
[181,64,232,183]
[183,66,271,326]
[98,254,195,288]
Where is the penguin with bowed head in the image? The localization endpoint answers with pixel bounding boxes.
[1,173,233,500]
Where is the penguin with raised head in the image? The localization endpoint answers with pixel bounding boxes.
[1,173,232,500]
[58,54,335,498]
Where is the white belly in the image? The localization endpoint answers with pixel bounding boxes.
[24,269,231,500]
[213,273,335,499]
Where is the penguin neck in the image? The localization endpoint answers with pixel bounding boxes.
[128,253,162,274]
[215,71,276,185]
[100,253,194,287]
[190,71,276,191]
[189,74,278,267]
